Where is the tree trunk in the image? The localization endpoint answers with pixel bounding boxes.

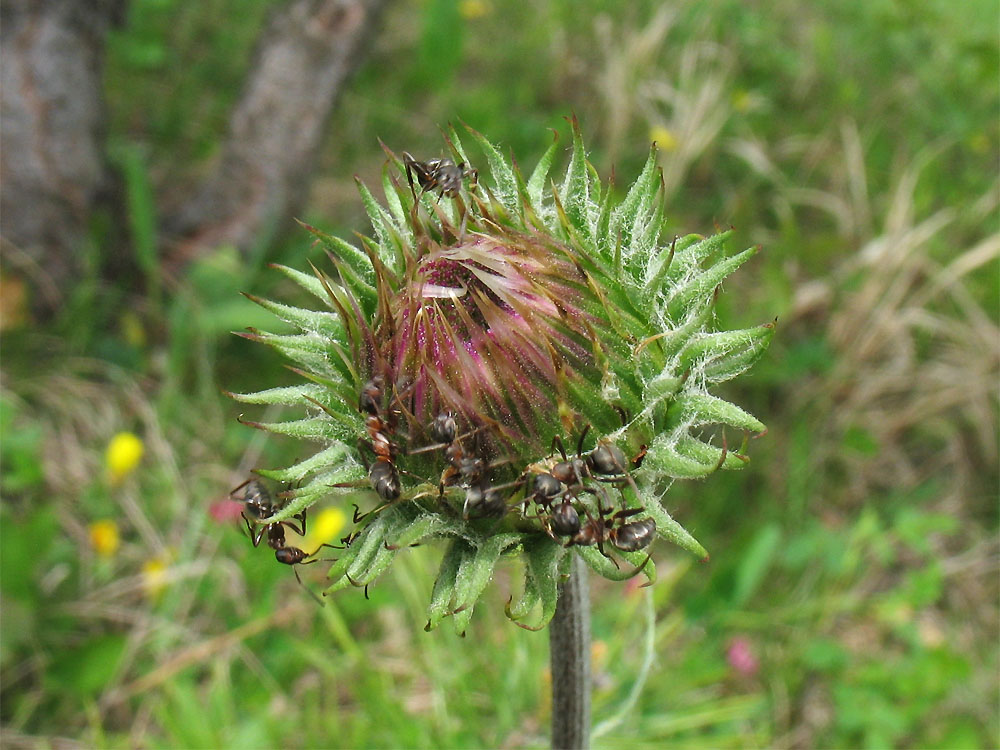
[1,0,389,317]
[161,0,388,270]
[0,0,125,316]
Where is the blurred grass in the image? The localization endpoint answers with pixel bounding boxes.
[2,0,997,748]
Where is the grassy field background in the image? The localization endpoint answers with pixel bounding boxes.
[2,0,997,747]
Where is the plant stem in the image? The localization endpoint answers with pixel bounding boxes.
[550,554,591,750]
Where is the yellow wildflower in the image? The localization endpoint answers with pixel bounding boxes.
[732,88,752,113]
[304,507,346,553]
[120,310,147,349]
[106,432,144,484]
[648,125,678,152]
[142,555,170,601]
[89,520,120,558]
[459,0,490,20]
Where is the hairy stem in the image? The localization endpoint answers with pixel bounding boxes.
[550,554,591,750]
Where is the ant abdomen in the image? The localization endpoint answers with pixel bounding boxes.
[610,518,656,552]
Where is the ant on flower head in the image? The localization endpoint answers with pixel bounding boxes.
[231,478,339,605]
[403,153,478,201]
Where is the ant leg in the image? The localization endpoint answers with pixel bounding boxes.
[611,507,644,524]
[585,484,614,514]
[292,565,325,607]
[597,538,620,569]
[302,543,343,557]
[551,434,569,461]
[332,478,369,491]
[575,424,592,460]
[384,539,422,551]
[241,513,266,547]
[280,509,307,537]
[352,503,381,526]
[228,478,252,498]
[537,517,562,544]
[344,572,372,600]
[634,553,653,585]
[403,153,420,199]
[409,440,450,456]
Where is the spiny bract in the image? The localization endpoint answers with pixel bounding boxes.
[231,122,772,633]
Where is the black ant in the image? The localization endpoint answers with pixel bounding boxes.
[428,412,458,444]
[232,478,304,547]
[409,412,514,519]
[403,152,478,200]
[359,375,385,416]
[551,425,633,490]
[359,376,401,501]
[528,471,563,508]
[610,515,657,552]
[443,440,487,488]
[462,480,508,519]
[410,412,488,492]
[231,478,277,523]
[533,492,581,541]
[231,479,339,605]
[568,502,657,559]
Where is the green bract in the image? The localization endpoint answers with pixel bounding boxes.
[232,122,771,632]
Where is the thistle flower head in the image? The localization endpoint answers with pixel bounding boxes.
[232,121,771,632]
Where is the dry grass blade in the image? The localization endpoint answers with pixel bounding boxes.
[100,608,294,707]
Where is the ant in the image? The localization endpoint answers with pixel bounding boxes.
[232,478,304,547]
[359,376,401,502]
[336,375,425,521]
[568,501,657,559]
[610,515,657,552]
[550,425,633,491]
[410,412,488,493]
[403,152,478,201]
[231,478,277,523]
[231,478,339,605]
[273,540,341,606]
[410,412,514,519]
[463,480,508,520]
[527,471,563,509]
[428,412,457,444]
[532,492,581,541]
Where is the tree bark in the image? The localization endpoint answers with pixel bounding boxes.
[162,0,388,270]
[0,0,125,316]
[1,0,388,316]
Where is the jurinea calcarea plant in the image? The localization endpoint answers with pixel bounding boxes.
[232,122,771,632]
